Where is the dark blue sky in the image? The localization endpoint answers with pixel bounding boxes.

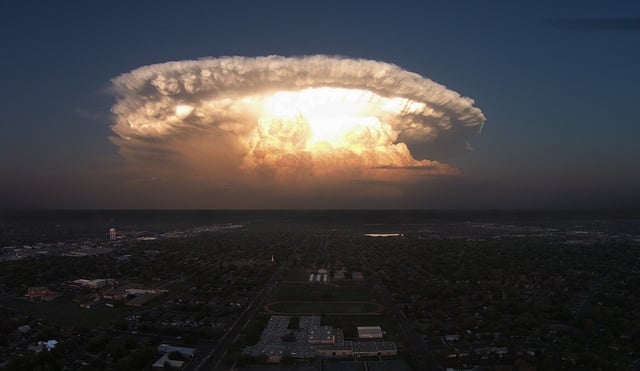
[1,0,639,209]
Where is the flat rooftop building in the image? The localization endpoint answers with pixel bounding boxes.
[157,344,196,357]
[245,316,395,362]
[357,326,383,339]
[352,342,397,357]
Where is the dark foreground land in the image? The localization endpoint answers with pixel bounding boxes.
[0,210,639,370]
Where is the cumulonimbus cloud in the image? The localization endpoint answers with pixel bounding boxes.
[109,55,485,195]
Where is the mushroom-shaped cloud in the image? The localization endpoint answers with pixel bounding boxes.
[109,55,485,202]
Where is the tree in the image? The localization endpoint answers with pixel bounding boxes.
[281,332,296,342]
[281,355,295,364]
[288,316,299,329]
[106,340,129,360]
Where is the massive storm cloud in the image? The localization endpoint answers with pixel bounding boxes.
[109,55,485,202]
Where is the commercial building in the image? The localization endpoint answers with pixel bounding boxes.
[152,344,195,369]
[245,316,396,362]
[357,326,383,339]
[71,278,117,289]
[352,342,397,357]
[26,287,62,302]
[315,341,354,357]
[152,353,184,369]
[157,344,196,357]
[321,360,411,371]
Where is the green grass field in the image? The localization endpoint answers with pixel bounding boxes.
[269,281,376,303]
[278,270,313,281]
[256,275,403,342]
[265,300,383,315]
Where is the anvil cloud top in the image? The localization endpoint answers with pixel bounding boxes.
[3,0,639,209]
[110,56,485,188]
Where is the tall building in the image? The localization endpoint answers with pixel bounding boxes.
[109,228,117,241]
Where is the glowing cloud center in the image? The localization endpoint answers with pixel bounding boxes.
[261,87,411,150]
[110,55,486,186]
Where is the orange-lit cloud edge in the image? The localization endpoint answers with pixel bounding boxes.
[109,55,485,201]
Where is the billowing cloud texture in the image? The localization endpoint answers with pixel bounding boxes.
[110,56,485,202]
